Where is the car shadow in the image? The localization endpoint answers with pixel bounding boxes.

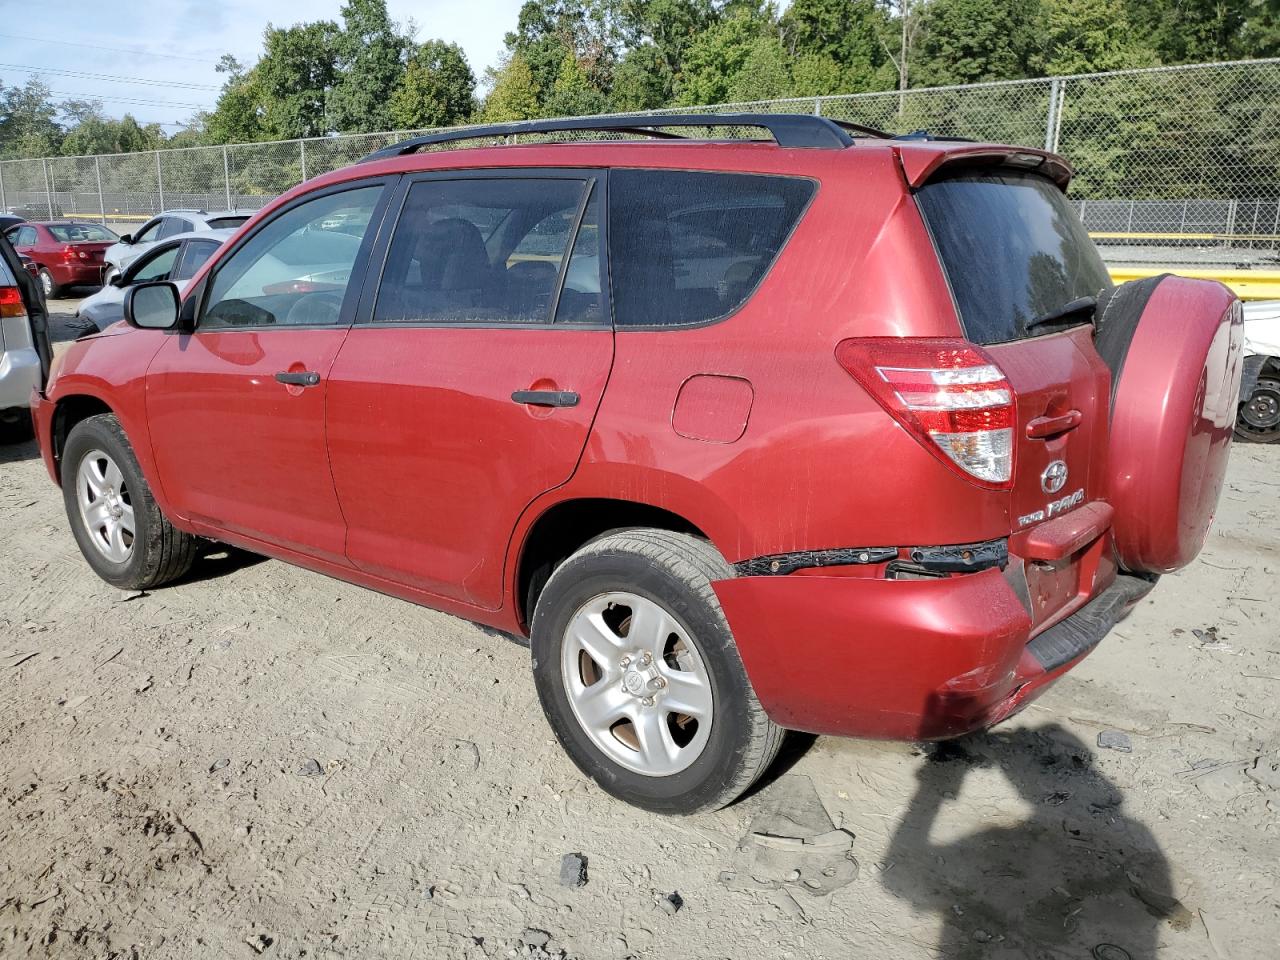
[882,723,1186,959]
[736,730,820,803]
[0,437,40,463]
[171,544,270,585]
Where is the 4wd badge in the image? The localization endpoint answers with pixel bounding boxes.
[1041,460,1068,494]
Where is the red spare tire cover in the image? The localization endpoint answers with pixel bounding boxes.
[1099,275,1244,574]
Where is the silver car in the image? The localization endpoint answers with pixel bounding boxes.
[0,232,50,444]
[103,208,254,283]
[79,229,234,332]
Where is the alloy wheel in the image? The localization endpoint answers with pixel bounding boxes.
[76,449,135,563]
[561,591,713,777]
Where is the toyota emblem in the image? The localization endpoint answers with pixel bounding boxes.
[1041,460,1068,494]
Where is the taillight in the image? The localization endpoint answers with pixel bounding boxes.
[836,337,1016,488]
[61,244,89,261]
[0,285,25,318]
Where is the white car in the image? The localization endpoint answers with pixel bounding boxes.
[102,209,254,283]
[79,230,234,332]
[0,233,50,444]
[1239,299,1280,442]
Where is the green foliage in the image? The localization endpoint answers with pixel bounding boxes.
[543,50,612,116]
[781,0,889,91]
[505,0,622,106]
[728,36,792,102]
[481,53,542,121]
[256,20,341,139]
[675,7,771,105]
[611,43,673,109]
[390,41,478,128]
[1033,0,1158,75]
[326,0,411,133]
[204,56,270,145]
[0,78,63,159]
[59,104,165,156]
[913,0,1042,85]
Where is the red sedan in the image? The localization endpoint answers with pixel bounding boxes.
[3,221,118,299]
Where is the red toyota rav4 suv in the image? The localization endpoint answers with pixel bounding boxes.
[32,115,1243,814]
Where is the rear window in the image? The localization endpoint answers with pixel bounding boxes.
[207,216,249,230]
[916,171,1112,345]
[608,170,814,327]
[48,223,117,243]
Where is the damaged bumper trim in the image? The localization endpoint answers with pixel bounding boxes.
[734,538,1008,578]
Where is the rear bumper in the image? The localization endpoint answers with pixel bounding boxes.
[0,345,42,410]
[52,262,105,285]
[713,558,1155,741]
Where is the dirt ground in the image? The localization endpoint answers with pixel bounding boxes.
[1,300,1278,960]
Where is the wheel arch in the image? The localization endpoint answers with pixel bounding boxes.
[512,497,713,634]
[51,393,114,482]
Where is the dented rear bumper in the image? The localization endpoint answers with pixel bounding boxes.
[713,529,1155,741]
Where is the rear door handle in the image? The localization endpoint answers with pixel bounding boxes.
[275,371,321,387]
[1026,409,1082,438]
[511,389,579,408]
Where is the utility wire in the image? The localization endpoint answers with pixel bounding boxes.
[0,62,220,90]
[50,89,212,110]
[0,31,222,65]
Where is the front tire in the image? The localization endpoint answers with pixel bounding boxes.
[530,529,782,814]
[38,267,61,300]
[62,413,198,589]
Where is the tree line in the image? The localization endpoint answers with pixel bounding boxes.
[2,0,1280,160]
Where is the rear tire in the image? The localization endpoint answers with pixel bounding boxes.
[530,528,783,814]
[1235,375,1280,443]
[38,267,61,300]
[62,413,198,589]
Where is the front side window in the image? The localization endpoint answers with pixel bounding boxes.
[131,245,180,283]
[201,185,382,329]
[373,177,592,326]
[14,226,37,246]
[133,220,161,243]
[608,170,815,327]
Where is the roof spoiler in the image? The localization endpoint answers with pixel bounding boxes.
[898,145,1073,190]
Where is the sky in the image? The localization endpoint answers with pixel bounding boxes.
[0,0,527,129]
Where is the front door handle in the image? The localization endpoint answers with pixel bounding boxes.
[275,371,321,387]
[511,389,579,408]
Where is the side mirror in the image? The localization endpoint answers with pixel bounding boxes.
[120,233,133,244]
[108,273,125,288]
[124,281,180,330]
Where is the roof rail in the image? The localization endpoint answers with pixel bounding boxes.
[359,113,891,162]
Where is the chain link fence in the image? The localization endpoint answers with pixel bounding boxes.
[2,58,1278,265]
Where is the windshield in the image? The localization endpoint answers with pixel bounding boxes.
[916,171,1112,345]
[48,223,118,243]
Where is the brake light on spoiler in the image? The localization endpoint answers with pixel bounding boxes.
[836,338,1016,488]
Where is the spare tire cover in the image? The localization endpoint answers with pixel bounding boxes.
[1097,275,1244,574]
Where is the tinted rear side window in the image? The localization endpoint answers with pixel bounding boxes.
[608,170,814,327]
[207,216,249,229]
[916,171,1112,345]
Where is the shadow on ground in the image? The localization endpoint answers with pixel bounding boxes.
[883,723,1186,959]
